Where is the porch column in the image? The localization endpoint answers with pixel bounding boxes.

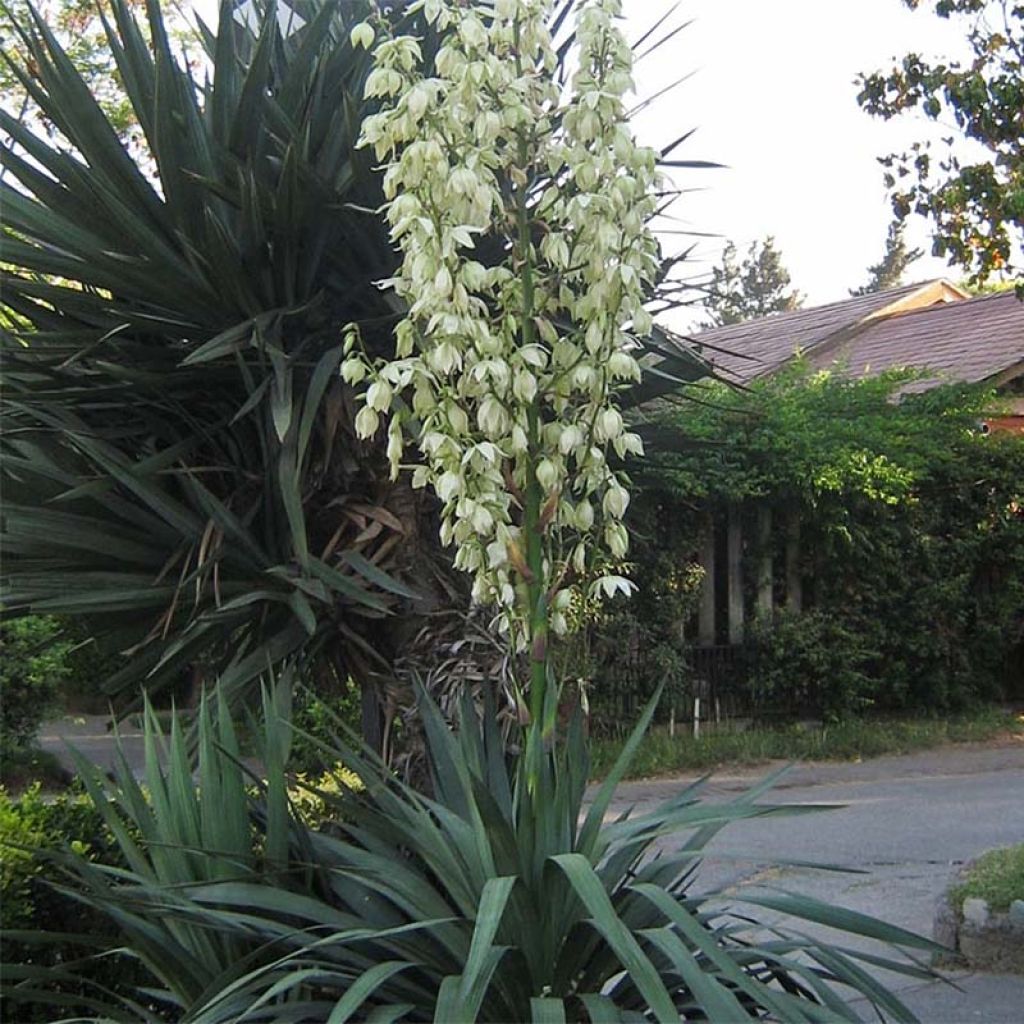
[727,505,744,645]
[757,504,773,618]
[697,512,716,646]
[785,511,802,613]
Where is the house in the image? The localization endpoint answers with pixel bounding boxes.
[686,279,1024,430]
[672,281,1024,674]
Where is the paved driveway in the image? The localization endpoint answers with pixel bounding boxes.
[39,713,147,778]
[607,742,1024,1021]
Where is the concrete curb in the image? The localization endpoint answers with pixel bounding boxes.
[934,882,1024,973]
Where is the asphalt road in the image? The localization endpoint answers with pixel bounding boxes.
[606,742,1024,1021]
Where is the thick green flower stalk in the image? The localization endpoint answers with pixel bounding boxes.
[344,0,660,730]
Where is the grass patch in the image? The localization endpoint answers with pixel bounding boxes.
[589,706,1024,780]
[950,844,1024,914]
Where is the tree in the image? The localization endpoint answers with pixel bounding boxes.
[857,0,1024,292]
[1,0,433,725]
[0,0,192,137]
[0,0,706,735]
[703,236,803,326]
[850,218,924,295]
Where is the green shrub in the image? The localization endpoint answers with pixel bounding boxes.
[0,783,143,1022]
[0,616,70,758]
[289,683,363,774]
[950,844,1024,914]
[27,684,944,1022]
[745,609,878,720]
[634,371,1024,718]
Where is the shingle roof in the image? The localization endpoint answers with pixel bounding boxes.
[684,279,1024,391]
[808,288,1024,392]
[688,281,933,383]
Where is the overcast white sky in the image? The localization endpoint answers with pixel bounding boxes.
[623,0,982,326]
[192,0,982,325]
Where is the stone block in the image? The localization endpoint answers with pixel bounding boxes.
[1009,900,1024,927]
[932,894,959,952]
[962,897,990,928]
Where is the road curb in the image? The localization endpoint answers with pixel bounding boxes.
[934,873,1024,974]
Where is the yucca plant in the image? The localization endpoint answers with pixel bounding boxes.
[2,682,943,1022]
[0,0,433,727]
[0,0,709,735]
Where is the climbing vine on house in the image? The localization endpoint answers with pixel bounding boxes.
[592,364,1024,720]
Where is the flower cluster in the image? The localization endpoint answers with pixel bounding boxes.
[344,0,661,643]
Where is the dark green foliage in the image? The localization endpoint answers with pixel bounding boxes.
[744,610,878,721]
[0,783,143,1022]
[0,0,431,714]
[850,219,923,295]
[58,619,131,713]
[702,236,803,327]
[289,680,363,773]
[0,616,69,757]
[563,496,704,734]
[638,367,1024,713]
[9,685,944,1021]
[808,431,1024,710]
[857,0,1024,292]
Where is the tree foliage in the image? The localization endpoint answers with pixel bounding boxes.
[702,236,803,327]
[635,366,1024,712]
[0,0,192,137]
[857,0,1024,292]
[850,219,923,295]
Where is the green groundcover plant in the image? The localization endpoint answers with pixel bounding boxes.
[950,844,1024,916]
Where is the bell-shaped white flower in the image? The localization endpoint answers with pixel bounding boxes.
[558,423,583,456]
[594,407,623,442]
[535,457,559,491]
[341,357,368,385]
[574,499,595,531]
[602,482,630,519]
[590,575,636,600]
[350,22,375,50]
[605,521,628,558]
[477,395,508,437]
[437,470,462,504]
[366,379,393,412]
[354,405,380,439]
[607,350,639,380]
